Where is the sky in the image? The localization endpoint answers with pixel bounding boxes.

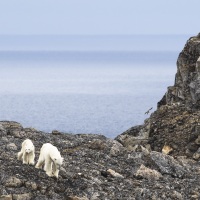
[0,0,199,35]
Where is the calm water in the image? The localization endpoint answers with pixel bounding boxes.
[0,35,188,138]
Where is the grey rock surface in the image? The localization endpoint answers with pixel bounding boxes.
[1,121,200,199]
[158,34,200,107]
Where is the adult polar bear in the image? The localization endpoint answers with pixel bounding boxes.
[35,143,63,178]
[18,139,35,165]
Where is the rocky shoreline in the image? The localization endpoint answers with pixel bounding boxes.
[1,34,200,199]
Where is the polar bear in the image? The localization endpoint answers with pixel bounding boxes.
[35,143,63,178]
[17,139,35,165]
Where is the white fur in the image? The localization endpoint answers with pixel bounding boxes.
[17,139,35,165]
[35,143,63,178]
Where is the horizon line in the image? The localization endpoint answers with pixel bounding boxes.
[0,33,193,37]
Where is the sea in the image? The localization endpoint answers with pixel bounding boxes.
[0,35,190,138]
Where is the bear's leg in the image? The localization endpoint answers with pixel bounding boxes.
[52,162,59,178]
[22,153,28,164]
[17,151,23,161]
[45,158,53,177]
[28,152,35,165]
[54,169,59,178]
[35,156,44,169]
[44,156,51,171]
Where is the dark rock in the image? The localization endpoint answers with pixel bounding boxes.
[6,143,18,151]
[52,130,62,135]
[135,164,162,180]
[150,151,187,178]
[1,121,200,199]
[195,135,200,144]
[4,177,23,188]
[193,147,200,159]
[115,124,149,150]
[87,139,106,150]
[0,195,12,200]
[12,193,31,200]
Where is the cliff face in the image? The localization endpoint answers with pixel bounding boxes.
[116,33,200,158]
[159,34,200,107]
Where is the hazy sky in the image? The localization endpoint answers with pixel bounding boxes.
[0,0,199,35]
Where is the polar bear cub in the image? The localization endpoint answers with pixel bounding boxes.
[35,143,63,178]
[17,139,35,165]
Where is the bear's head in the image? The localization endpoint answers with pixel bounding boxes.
[52,156,64,170]
[25,145,34,153]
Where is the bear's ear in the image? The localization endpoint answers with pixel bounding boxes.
[61,157,64,162]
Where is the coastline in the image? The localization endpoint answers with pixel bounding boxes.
[1,33,200,199]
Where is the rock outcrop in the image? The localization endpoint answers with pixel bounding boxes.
[159,33,200,107]
[1,121,200,199]
[116,33,200,159]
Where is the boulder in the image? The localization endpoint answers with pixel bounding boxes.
[150,151,187,178]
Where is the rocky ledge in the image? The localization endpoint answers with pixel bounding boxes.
[1,34,200,200]
[1,121,200,200]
